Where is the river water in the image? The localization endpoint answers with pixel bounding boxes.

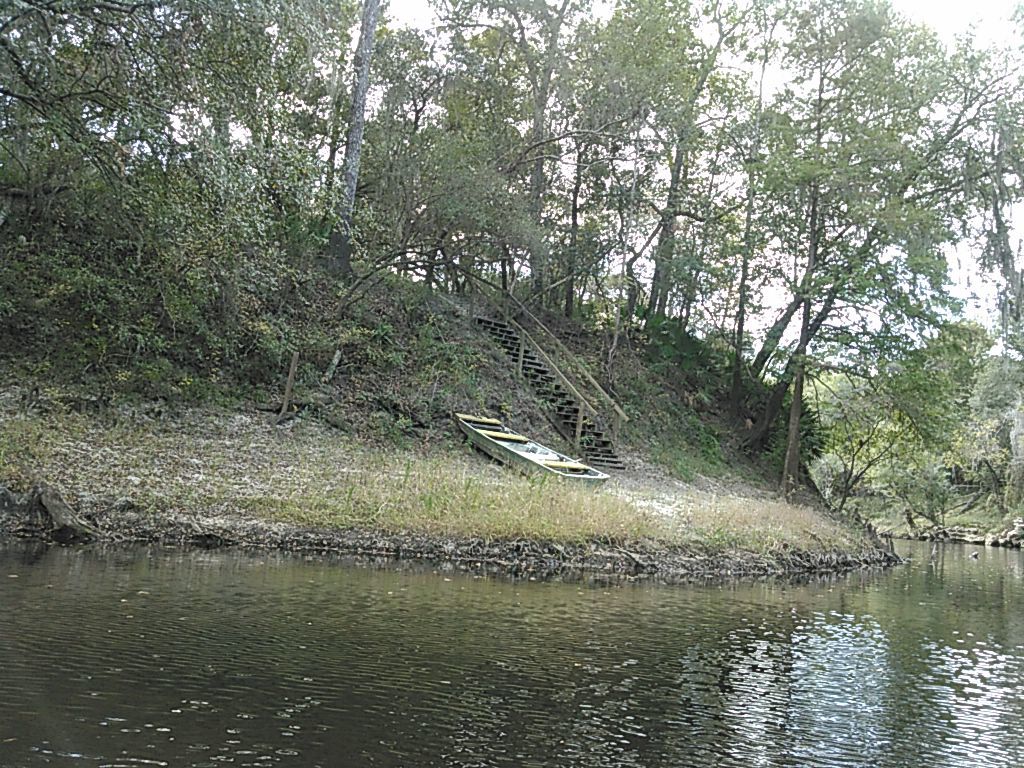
[1,540,1023,767]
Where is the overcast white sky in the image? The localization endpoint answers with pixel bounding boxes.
[387,0,1021,41]
[890,0,1019,44]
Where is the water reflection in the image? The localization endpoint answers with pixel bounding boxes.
[1,542,1023,767]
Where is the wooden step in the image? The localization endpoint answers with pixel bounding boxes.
[588,460,625,470]
[586,450,621,459]
[478,314,624,471]
[482,327,513,338]
[530,379,559,391]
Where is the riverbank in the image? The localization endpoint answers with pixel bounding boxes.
[881,521,1024,549]
[0,392,899,579]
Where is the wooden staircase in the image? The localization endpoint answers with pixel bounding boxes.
[476,316,625,471]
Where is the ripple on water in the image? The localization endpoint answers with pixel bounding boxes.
[2,541,1024,767]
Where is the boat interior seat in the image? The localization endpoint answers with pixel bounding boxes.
[542,460,591,471]
[479,429,529,443]
[456,413,502,426]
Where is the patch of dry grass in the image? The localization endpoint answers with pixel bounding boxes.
[0,403,874,553]
[643,489,869,552]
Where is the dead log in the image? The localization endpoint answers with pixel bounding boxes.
[0,484,101,543]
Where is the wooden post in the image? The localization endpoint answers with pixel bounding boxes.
[516,335,525,377]
[322,349,342,384]
[574,405,584,451]
[277,351,300,425]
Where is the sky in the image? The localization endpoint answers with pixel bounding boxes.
[889,0,1019,44]
[387,0,1022,40]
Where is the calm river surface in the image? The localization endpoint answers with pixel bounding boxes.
[2,540,1023,767]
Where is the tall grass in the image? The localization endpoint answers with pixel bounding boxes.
[244,458,665,542]
[0,408,874,553]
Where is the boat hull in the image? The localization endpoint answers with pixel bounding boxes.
[455,413,609,483]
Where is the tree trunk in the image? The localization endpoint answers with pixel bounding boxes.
[625,261,640,320]
[730,21,771,416]
[744,369,793,450]
[526,0,571,301]
[730,171,755,415]
[647,146,684,323]
[1008,405,1024,509]
[749,294,804,380]
[782,60,825,497]
[643,15,732,327]
[564,145,584,317]
[500,244,511,292]
[781,299,811,497]
[325,0,382,277]
[528,89,549,298]
[1,484,100,543]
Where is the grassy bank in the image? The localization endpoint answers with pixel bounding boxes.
[0,389,889,572]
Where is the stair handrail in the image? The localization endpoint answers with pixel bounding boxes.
[503,299,630,425]
[459,271,629,432]
[503,316,599,420]
[473,283,629,425]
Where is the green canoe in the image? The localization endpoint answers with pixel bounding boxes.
[455,412,609,483]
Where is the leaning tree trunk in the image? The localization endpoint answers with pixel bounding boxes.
[781,186,821,497]
[731,11,775,417]
[532,0,573,303]
[782,72,824,497]
[325,0,382,277]
[730,173,755,417]
[781,312,810,498]
[647,147,684,324]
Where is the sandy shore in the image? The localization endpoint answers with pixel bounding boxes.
[0,390,901,580]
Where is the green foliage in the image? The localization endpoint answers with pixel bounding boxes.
[647,418,725,482]
[0,156,335,395]
[813,322,994,526]
[950,356,1024,514]
[1,0,1021,514]
[0,0,356,395]
[644,317,730,393]
[876,462,953,529]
